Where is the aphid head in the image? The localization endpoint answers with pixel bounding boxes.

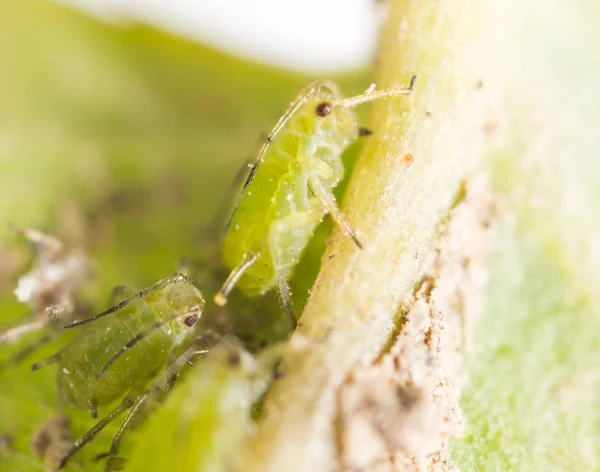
[178,300,203,329]
[306,82,356,139]
[164,276,205,331]
[306,77,415,141]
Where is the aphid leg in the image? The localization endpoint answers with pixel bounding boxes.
[94,391,150,471]
[1,331,58,371]
[276,275,296,329]
[154,345,211,389]
[65,272,189,328]
[104,455,127,472]
[306,169,363,249]
[181,348,211,368]
[96,358,192,470]
[58,386,146,469]
[90,400,98,419]
[94,349,212,467]
[268,209,323,327]
[165,372,178,393]
[214,252,258,306]
[31,352,62,371]
[209,158,257,238]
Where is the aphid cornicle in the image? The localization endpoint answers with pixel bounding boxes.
[215,76,416,324]
[31,272,205,469]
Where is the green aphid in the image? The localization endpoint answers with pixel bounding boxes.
[215,76,416,324]
[31,272,205,470]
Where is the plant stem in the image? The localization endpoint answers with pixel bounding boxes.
[244,1,489,470]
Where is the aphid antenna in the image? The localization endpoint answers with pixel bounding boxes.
[0,319,44,344]
[65,272,190,329]
[95,305,203,381]
[336,75,417,109]
[214,252,258,306]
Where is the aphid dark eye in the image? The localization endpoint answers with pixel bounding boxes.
[315,101,332,117]
[184,314,198,327]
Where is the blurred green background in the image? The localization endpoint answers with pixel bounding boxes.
[0,1,367,470]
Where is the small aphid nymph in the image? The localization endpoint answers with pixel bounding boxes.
[29,272,205,469]
[215,76,416,325]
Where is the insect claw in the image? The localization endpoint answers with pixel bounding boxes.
[214,252,258,306]
[351,234,364,250]
[214,292,228,307]
[409,74,417,91]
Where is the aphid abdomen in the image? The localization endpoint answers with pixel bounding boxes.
[267,162,321,278]
[221,149,292,296]
[57,302,171,410]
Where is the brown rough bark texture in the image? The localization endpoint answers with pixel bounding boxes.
[336,178,499,471]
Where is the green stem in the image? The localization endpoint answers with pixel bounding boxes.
[243,1,489,470]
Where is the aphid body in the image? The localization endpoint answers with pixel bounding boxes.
[216,78,415,322]
[31,272,205,468]
[56,274,203,411]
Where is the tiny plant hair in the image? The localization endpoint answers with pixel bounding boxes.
[30,272,205,470]
[215,76,416,325]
